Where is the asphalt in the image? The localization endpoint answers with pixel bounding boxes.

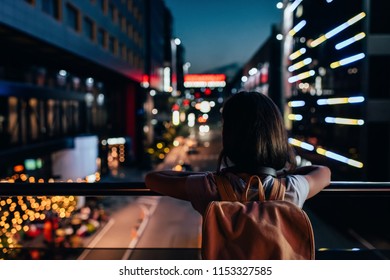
[100,165,149,182]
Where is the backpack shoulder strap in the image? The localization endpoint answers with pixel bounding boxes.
[242,175,266,202]
[268,177,286,200]
[213,173,238,201]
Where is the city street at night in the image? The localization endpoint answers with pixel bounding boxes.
[1,0,390,263]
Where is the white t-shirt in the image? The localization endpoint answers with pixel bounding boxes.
[185,171,309,215]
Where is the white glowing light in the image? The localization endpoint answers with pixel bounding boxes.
[335,32,366,50]
[288,114,303,121]
[289,138,364,168]
[276,2,283,9]
[287,0,303,13]
[248,68,258,76]
[288,100,306,107]
[288,57,312,72]
[288,138,314,151]
[289,48,306,60]
[316,148,363,168]
[184,81,226,88]
[107,137,126,145]
[317,96,365,105]
[330,53,365,69]
[325,117,364,125]
[288,20,307,36]
[288,70,315,83]
[310,12,366,48]
[187,113,195,127]
[172,111,180,126]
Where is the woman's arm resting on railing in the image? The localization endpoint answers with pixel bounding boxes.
[145,170,204,201]
[293,165,332,199]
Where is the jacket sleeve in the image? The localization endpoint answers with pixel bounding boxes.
[185,172,219,215]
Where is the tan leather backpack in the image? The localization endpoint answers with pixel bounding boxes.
[201,173,315,260]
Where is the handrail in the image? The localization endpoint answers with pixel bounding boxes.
[0,181,389,196]
[0,182,154,196]
[1,181,389,260]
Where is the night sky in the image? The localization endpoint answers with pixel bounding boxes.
[163,0,282,74]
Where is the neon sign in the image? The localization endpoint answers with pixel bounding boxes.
[184,74,226,88]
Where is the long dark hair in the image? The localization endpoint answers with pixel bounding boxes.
[217,91,296,174]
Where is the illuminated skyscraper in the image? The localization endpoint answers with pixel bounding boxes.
[281,0,390,180]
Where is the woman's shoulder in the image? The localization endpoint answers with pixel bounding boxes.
[284,174,309,186]
[283,174,310,207]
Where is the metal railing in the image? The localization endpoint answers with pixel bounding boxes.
[1,181,390,196]
[1,181,389,260]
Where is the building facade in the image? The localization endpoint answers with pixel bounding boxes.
[0,0,176,180]
[281,0,390,180]
[228,0,390,181]
[228,25,283,111]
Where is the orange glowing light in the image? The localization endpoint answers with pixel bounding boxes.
[184,74,226,82]
[13,165,24,173]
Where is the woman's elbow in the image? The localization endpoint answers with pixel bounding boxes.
[322,166,332,187]
[306,166,331,199]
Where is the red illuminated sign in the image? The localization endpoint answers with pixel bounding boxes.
[184,74,226,88]
[184,74,226,82]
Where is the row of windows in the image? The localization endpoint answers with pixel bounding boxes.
[23,0,144,70]
[92,0,143,25]
[24,0,142,24]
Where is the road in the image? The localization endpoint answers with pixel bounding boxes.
[127,128,221,259]
[78,128,217,260]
